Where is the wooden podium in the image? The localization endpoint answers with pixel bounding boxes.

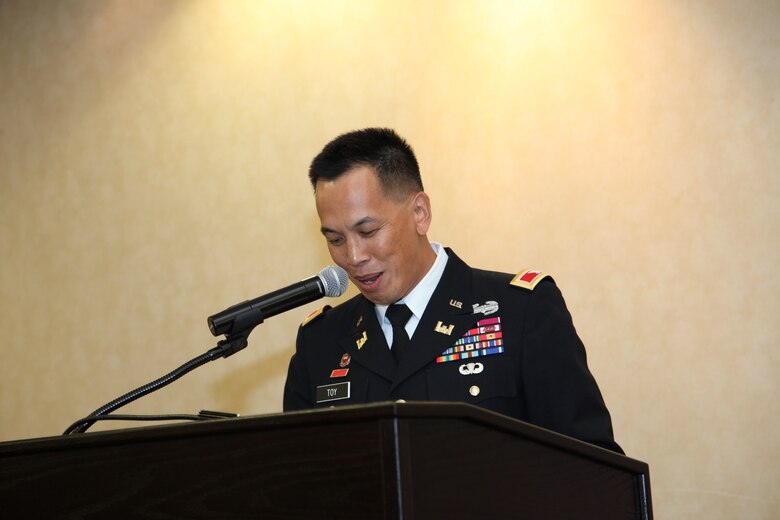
[0,402,652,519]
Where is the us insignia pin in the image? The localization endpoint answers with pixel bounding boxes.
[434,321,455,335]
[356,331,368,350]
[449,299,463,309]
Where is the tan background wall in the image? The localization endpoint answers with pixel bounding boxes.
[1,1,778,517]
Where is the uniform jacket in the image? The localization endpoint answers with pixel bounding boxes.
[283,249,622,453]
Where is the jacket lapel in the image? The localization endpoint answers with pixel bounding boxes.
[390,250,481,392]
[338,297,396,382]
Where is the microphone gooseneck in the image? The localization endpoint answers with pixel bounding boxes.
[65,266,349,435]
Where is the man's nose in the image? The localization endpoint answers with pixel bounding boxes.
[347,238,368,266]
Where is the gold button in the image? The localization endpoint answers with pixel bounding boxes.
[469,385,480,397]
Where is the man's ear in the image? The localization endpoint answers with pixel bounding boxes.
[411,192,432,235]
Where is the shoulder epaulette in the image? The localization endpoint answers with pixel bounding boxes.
[510,269,551,291]
[301,305,331,327]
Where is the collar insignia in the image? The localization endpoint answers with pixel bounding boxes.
[434,321,455,336]
[356,331,368,350]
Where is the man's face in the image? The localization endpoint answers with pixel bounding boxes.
[315,165,434,305]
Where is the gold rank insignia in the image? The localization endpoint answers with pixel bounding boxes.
[434,321,455,335]
[510,269,550,290]
[356,331,368,350]
[301,305,331,327]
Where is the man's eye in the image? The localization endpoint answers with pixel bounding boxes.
[327,237,344,246]
[360,229,378,237]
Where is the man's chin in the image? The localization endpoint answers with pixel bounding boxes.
[355,286,395,306]
[357,290,389,305]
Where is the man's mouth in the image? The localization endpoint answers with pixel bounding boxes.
[356,272,383,288]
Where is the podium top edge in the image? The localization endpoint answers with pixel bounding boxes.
[0,401,647,474]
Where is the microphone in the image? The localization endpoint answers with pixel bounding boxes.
[207,265,349,337]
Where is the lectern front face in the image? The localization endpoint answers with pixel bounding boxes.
[0,403,651,519]
[397,417,647,519]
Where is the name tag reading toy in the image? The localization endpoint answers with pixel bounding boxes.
[316,382,351,403]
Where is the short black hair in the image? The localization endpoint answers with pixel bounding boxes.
[309,128,423,199]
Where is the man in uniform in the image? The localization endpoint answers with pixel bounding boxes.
[283,128,622,453]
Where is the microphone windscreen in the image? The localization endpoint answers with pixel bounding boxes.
[318,265,349,297]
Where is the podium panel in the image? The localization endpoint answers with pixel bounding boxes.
[0,402,651,519]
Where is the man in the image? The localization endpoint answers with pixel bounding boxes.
[283,128,622,453]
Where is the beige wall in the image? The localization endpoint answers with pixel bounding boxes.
[1,1,778,517]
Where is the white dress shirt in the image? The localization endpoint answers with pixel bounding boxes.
[375,242,449,349]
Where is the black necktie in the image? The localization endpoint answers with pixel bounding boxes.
[386,304,413,364]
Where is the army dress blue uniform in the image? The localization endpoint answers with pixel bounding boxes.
[283,249,622,453]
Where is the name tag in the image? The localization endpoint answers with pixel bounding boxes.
[316,381,351,403]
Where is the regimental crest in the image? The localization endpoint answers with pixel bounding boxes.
[510,269,550,290]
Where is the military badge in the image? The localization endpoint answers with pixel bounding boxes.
[436,317,504,363]
[356,331,368,350]
[472,301,499,315]
[458,362,484,375]
[301,305,331,327]
[434,321,455,335]
[510,269,550,290]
